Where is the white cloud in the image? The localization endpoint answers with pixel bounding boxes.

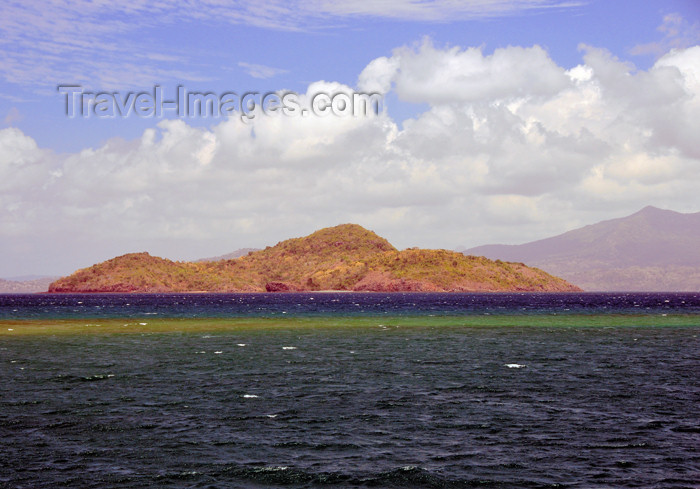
[0,1,207,89]
[630,13,700,58]
[238,62,289,79]
[309,0,584,21]
[357,56,400,94]
[0,1,583,90]
[656,45,700,91]
[359,39,570,104]
[1,40,700,275]
[3,107,22,125]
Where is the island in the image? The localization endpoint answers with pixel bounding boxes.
[48,224,581,293]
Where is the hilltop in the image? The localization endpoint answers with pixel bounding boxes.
[48,224,580,293]
[465,206,700,291]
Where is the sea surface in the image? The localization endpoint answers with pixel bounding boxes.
[1,293,699,488]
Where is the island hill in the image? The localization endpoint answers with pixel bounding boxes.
[48,224,581,293]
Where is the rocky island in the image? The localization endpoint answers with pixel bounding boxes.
[48,224,581,293]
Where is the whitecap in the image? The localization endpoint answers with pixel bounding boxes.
[7,328,13,331]
[505,364,526,368]
[282,346,297,350]
[214,351,223,354]
[243,394,258,398]
[139,322,147,326]
[266,414,278,418]
[237,343,246,347]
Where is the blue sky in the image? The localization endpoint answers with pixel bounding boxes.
[1,0,699,276]
[3,0,697,151]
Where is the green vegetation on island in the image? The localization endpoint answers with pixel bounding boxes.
[48,224,581,293]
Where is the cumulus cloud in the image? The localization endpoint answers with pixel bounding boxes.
[1,40,700,274]
[359,39,570,103]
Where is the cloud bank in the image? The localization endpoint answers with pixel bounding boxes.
[2,40,700,274]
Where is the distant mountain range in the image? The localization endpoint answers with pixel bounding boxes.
[0,276,58,293]
[195,248,261,262]
[14,207,696,293]
[465,206,700,291]
[48,224,579,293]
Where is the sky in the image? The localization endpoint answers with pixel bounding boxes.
[1,0,700,277]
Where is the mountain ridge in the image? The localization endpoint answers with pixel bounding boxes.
[48,224,580,293]
[465,206,700,291]
[0,276,59,293]
[196,248,261,262]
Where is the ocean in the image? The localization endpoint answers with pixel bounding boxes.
[1,293,699,488]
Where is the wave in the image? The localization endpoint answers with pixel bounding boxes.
[167,464,565,488]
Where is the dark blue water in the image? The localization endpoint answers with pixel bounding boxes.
[3,292,700,319]
[1,293,700,488]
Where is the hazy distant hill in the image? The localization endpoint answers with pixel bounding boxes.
[49,224,580,293]
[196,248,261,262]
[465,206,700,291]
[0,276,57,293]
